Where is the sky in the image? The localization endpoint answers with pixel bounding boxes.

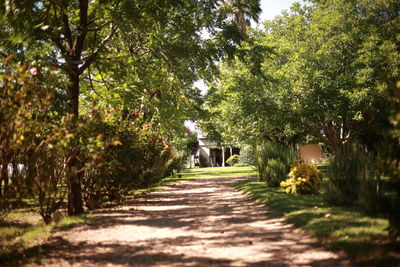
[259,0,299,21]
[186,0,299,131]
[193,0,299,92]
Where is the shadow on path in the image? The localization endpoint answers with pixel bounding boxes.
[35,177,351,266]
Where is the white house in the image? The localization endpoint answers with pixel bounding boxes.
[197,134,239,167]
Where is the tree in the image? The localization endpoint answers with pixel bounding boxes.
[201,0,400,238]
[203,0,399,151]
[2,0,120,214]
[220,0,261,35]
[1,0,262,215]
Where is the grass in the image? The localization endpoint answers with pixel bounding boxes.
[2,165,398,266]
[133,166,257,196]
[1,166,256,265]
[0,209,95,266]
[177,166,257,179]
[235,178,400,266]
[17,166,388,265]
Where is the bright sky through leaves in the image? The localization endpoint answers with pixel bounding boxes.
[197,0,299,94]
[259,0,299,21]
[187,0,299,131]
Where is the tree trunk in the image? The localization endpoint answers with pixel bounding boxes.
[1,162,10,196]
[0,163,7,197]
[66,72,84,215]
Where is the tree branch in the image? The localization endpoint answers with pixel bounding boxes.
[60,4,73,52]
[73,0,89,58]
[87,66,104,99]
[78,22,116,74]
[51,36,69,59]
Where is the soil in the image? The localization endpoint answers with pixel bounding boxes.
[32,177,351,266]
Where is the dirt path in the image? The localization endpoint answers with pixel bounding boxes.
[35,177,351,266]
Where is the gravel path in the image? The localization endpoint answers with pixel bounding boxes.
[36,177,351,266]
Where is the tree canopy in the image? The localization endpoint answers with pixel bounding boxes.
[202,0,399,150]
[0,0,262,215]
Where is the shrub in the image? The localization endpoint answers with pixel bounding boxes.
[256,141,296,187]
[30,148,67,224]
[237,145,255,166]
[326,143,370,206]
[262,158,286,185]
[376,142,400,239]
[383,81,400,239]
[0,58,69,223]
[325,142,387,215]
[325,141,400,239]
[78,109,176,209]
[164,150,187,176]
[226,154,240,166]
[280,162,323,194]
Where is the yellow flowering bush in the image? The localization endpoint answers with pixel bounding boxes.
[280,162,323,194]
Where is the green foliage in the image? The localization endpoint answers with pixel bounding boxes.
[326,137,400,239]
[0,58,182,217]
[185,131,200,156]
[255,141,296,187]
[166,130,199,172]
[280,162,323,195]
[1,0,263,216]
[326,142,393,217]
[164,150,188,176]
[80,110,177,208]
[226,154,240,166]
[205,0,399,241]
[201,0,399,151]
[0,58,67,223]
[237,145,255,166]
[326,143,369,206]
[375,81,400,239]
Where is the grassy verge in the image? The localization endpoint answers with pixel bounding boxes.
[0,209,95,266]
[133,166,257,196]
[235,178,400,266]
[167,166,257,181]
[1,166,256,265]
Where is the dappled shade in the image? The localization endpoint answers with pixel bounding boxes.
[35,177,350,266]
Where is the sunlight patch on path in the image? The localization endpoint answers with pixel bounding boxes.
[36,177,351,267]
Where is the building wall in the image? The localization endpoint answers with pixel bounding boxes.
[198,137,240,167]
[299,144,323,163]
[199,146,211,167]
[199,138,214,167]
[199,138,217,147]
